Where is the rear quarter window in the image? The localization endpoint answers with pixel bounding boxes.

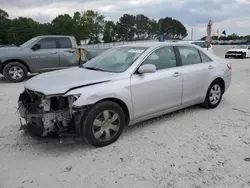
[199,51,213,62]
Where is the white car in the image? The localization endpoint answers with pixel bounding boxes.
[225,45,250,58]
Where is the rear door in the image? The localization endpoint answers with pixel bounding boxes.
[30,37,60,72]
[176,46,215,105]
[57,37,79,68]
[130,46,183,119]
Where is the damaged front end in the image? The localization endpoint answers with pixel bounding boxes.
[18,89,84,137]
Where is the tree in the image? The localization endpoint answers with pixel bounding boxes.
[6,17,42,45]
[102,20,116,43]
[148,19,159,40]
[81,10,105,43]
[227,33,239,40]
[0,9,10,44]
[51,14,75,35]
[0,8,8,19]
[159,17,187,39]
[134,14,150,40]
[116,14,136,41]
[72,11,84,43]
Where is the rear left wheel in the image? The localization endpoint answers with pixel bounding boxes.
[202,80,223,109]
[80,101,125,147]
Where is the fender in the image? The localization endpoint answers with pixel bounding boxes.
[64,79,134,120]
[1,59,31,74]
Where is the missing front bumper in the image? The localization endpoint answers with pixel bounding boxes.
[17,89,87,137]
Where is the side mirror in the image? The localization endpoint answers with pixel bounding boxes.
[31,43,41,51]
[138,64,156,74]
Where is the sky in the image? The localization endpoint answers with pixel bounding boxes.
[1,0,250,39]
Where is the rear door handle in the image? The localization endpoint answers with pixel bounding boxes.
[173,72,181,77]
[208,65,214,69]
[65,50,75,53]
[50,51,57,54]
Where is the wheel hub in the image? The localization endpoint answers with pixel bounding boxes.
[92,110,120,141]
[209,84,221,105]
[9,66,23,79]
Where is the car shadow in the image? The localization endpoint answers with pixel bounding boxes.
[16,104,210,155]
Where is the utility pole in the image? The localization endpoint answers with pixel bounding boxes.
[191,28,193,40]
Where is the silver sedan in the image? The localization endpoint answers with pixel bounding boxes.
[18,42,232,147]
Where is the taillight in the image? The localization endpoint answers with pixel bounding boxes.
[227,63,231,70]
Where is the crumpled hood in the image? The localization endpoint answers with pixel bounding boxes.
[24,67,118,95]
[227,48,247,52]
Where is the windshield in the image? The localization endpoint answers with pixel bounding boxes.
[20,37,39,48]
[234,45,247,49]
[83,46,148,73]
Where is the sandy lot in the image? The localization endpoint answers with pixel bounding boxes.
[0,46,250,188]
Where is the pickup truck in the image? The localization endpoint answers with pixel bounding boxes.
[0,35,105,82]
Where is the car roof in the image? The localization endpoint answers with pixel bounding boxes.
[36,35,74,38]
[116,41,202,49]
[177,40,205,43]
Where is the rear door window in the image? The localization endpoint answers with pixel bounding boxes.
[58,38,72,48]
[37,38,57,49]
[178,46,202,66]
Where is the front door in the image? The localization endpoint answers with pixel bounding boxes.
[247,46,250,57]
[177,46,214,105]
[57,37,79,68]
[30,37,59,72]
[130,46,182,119]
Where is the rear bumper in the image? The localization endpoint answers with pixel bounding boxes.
[224,74,232,92]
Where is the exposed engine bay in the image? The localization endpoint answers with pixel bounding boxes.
[18,89,82,137]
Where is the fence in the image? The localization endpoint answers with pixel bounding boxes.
[81,40,158,49]
[81,39,250,50]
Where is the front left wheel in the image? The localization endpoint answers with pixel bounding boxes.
[80,101,125,147]
[241,52,246,59]
[3,62,28,82]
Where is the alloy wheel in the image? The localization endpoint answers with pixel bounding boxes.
[209,84,221,105]
[9,66,24,80]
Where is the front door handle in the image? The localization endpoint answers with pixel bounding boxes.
[173,72,181,77]
[50,51,57,54]
[208,65,214,69]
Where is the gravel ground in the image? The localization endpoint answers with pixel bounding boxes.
[0,46,250,188]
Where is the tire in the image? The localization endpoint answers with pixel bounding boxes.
[241,53,246,59]
[202,80,223,109]
[80,101,125,147]
[3,62,28,82]
[225,55,229,58]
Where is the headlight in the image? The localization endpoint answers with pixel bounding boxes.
[69,94,81,102]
